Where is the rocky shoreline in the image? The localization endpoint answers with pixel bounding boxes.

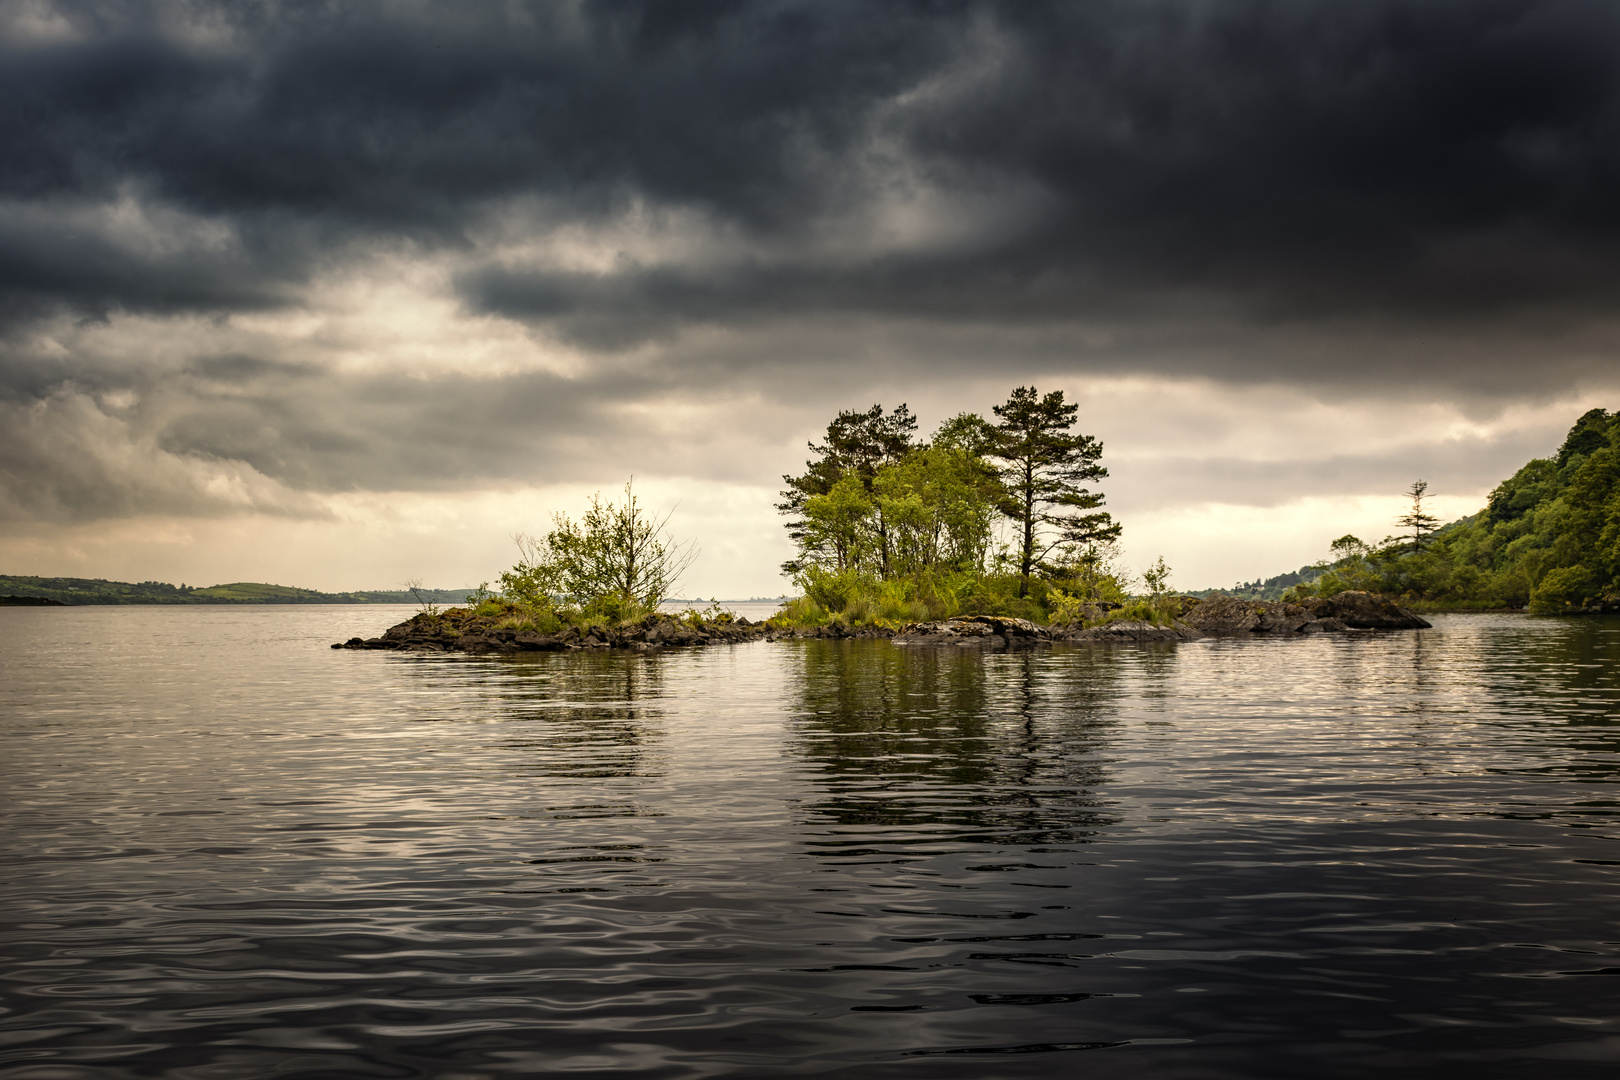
[334,590,1429,655]
[1180,590,1432,634]
[886,591,1429,649]
[334,610,776,654]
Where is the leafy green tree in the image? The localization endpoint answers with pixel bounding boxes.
[1142,555,1171,597]
[1487,458,1560,523]
[931,411,1001,458]
[779,403,917,574]
[798,473,876,572]
[873,446,999,576]
[502,481,696,618]
[1541,428,1620,610]
[1330,534,1369,562]
[1557,408,1613,467]
[1047,539,1130,605]
[989,386,1119,596]
[498,534,569,608]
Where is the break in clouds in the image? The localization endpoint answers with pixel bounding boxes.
[5,0,1620,586]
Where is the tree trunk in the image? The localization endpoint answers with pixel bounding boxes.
[1019,463,1035,598]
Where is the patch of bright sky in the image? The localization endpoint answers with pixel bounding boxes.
[1127,494,1493,592]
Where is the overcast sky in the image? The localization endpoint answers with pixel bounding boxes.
[4,0,1620,595]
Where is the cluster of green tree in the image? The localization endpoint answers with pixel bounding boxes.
[0,575,474,605]
[1283,408,1620,613]
[775,387,1160,626]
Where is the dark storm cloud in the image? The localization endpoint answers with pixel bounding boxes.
[9,0,1620,327]
[6,0,1620,521]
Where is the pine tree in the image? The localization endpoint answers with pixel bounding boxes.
[1397,480,1440,550]
[990,386,1120,596]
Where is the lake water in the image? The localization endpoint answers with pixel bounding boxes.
[2,607,1618,1078]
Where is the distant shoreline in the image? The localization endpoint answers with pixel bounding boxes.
[0,575,475,606]
[0,576,795,608]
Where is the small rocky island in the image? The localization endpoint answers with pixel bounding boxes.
[335,609,775,653]
[334,591,1429,655]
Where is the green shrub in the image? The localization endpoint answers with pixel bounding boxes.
[1045,587,1091,625]
[771,596,830,627]
[796,566,876,614]
[1529,564,1598,613]
[1103,598,1170,626]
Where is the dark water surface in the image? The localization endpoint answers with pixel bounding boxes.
[3,607,1619,1078]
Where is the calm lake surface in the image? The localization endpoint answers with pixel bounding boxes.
[3,607,1618,1078]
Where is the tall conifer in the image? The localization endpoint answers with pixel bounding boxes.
[990,387,1119,596]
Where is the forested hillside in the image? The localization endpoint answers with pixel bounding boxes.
[1283,409,1620,613]
[0,577,472,606]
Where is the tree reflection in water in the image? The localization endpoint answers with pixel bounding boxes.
[783,640,1150,854]
[391,649,677,883]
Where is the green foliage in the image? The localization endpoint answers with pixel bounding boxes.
[1141,555,1171,597]
[775,388,1120,621]
[675,601,736,630]
[796,565,875,613]
[875,446,1000,575]
[990,386,1119,595]
[1045,587,1092,625]
[790,443,1001,581]
[555,482,696,608]
[498,480,696,616]
[773,595,831,627]
[696,600,736,625]
[1278,409,1620,613]
[778,403,918,576]
[799,474,875,572]
[1103,598,1173,626]
[772,562,1136,630]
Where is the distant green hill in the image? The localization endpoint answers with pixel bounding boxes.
[1204,407,1620,613]
[0,576,473,606]
[1188,565,1322,602]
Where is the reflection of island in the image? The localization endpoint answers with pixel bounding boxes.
[399,650,671,819]
[783,641,1130,850]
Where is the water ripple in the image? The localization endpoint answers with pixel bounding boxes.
[2,608,1620,1077]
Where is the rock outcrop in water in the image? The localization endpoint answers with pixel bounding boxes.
[1054,618,1203,643]
[1299,590,1434,629]
[891,614,1201,647]
[1177,591,1430,634]
[891,615,1051,648]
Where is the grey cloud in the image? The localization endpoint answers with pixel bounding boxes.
[1109,430,1560,517]
[0,346,782,520]
[5,0,1620,526]
[9,0,1620,329]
